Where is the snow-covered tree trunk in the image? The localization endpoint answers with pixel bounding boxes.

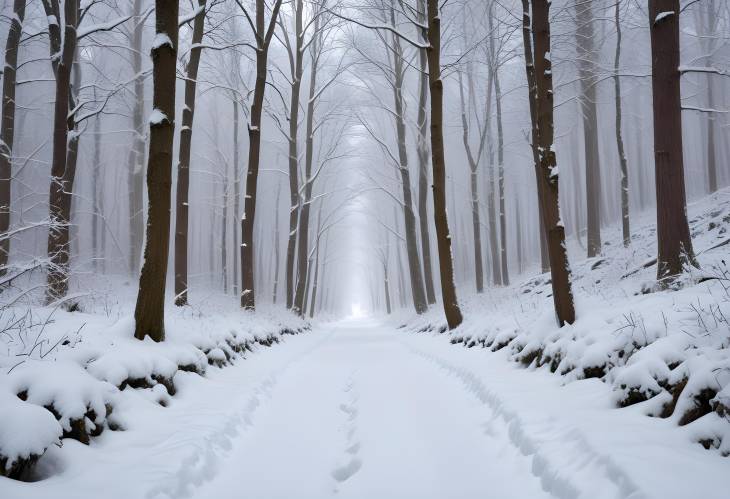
[173,0,206,306]
[648,0,696,282]
[240,0,283,309]
[46,0,80,303]
[529,0,575,326]
[134,0,180,341]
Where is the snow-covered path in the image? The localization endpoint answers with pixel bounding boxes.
[196,318,547,499]
[4,318,729,499]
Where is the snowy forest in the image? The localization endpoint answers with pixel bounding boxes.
[1,0,730,497]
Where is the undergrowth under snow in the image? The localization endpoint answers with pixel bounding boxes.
[398,188,730,456]
[0,280,307,479]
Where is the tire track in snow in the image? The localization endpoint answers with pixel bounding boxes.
[145,327,339,499]
[400,339,646,499]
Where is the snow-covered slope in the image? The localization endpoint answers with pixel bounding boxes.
[0,285,308,479]
[399,189,730,455]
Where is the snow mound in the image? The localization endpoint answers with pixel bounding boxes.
[0,389,62,479]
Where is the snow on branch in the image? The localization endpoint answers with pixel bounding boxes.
[77,13,139,40]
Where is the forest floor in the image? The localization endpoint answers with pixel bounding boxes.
[3,317,729,499]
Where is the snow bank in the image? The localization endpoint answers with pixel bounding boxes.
[399,188,730,456]
[0,286,308,479]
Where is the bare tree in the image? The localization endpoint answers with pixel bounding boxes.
[280,0,305,310]
[613,0,630,246]
[127,0,147,275]
[488,1,509,286]
[457,67,486,292]
[174,0,207,306]
[239,0,283,309]
[134,0,180,341]
[528,0,575,326]
[648,0,696,282]
[415,0,436,305]
[520,0,549,274]
[0,0,25,275]
[426,0,463,328]
[575,0,602,258]
[45,0,80,302]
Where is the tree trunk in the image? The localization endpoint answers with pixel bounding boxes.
[575,0,602,258]
[302,206,321,316]
[286,0,304,310]
[46,0,79,303]
[240,0,282,309]
[426,0,463,329]
[457,71,484,293]
[388,14,428,313]
[173,0,206,306]
[293,9,319,315]
[92,108,101,271]
[222,159,229,293]
[529,0,575,326]
[648,0,696,281]
[416,0,436,305]
[494,56,509,286]
[483,62,501,286]
[515,198,523,274]
[128,0,146,275]
[0,0,25,274]
[700,1,719,193]
[520,0,549,274]
[273,182,281,304]
[232,97,241,296]
[133,0,179,341]
[613,0,630,247]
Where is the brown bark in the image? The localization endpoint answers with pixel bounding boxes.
[520,0,549,274]
[240,0,283,309]
[173,0,206,306]
[575,0,602,258]
[529,0,575,326]
[133,0,180,341]
[128,0,146,275]
[46,0,79,303]
[613,0,630,247]
[426,0,462,329]
[0,0,25,274]
[648,0,696,281]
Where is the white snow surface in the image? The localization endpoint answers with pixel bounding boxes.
[0,282,307,476]
[399,188,730,459]
[1,318,727,498]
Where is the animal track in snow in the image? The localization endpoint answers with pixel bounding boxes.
[331,377,363,487]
